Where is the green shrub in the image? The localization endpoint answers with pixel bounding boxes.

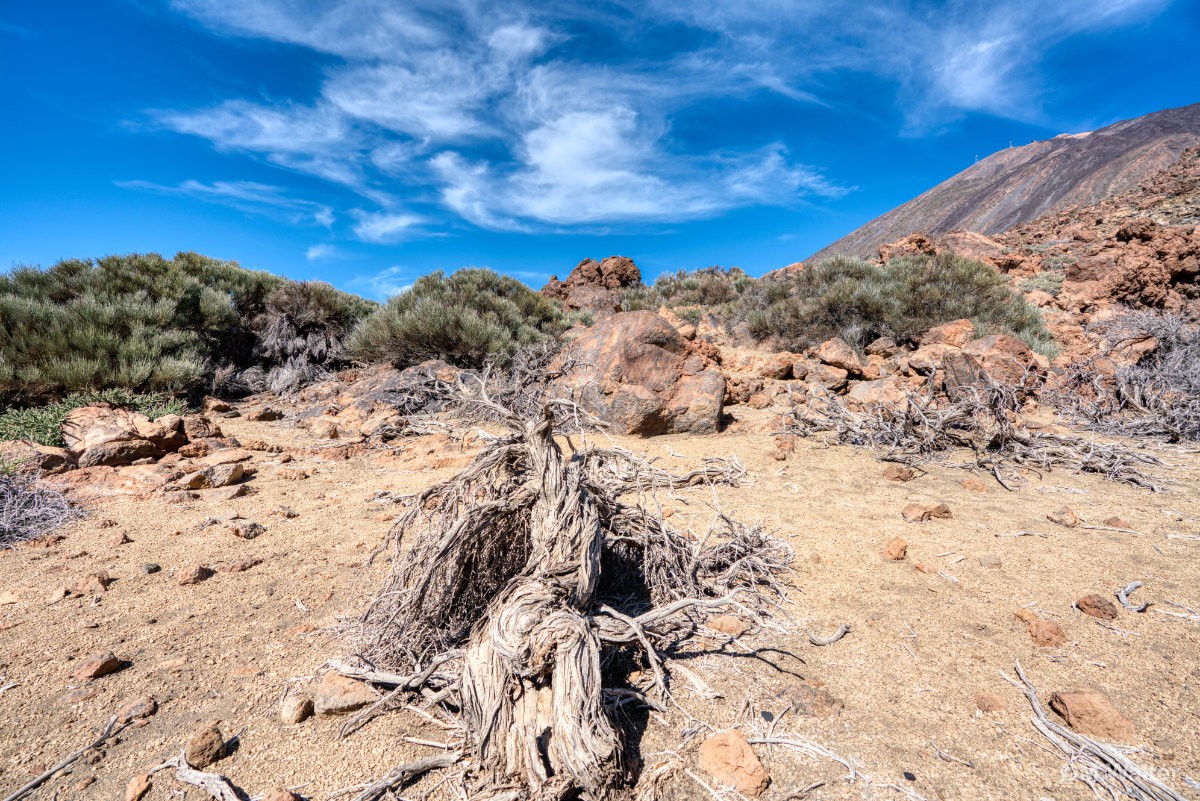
[1018,271,1066,297]
[621,266,754,314]
[0,252,286,402]
[736,253,1056,354]
[0,390,187,447]
[349,269,570,368]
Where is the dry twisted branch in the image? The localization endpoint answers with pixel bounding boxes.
[342,367,792,799]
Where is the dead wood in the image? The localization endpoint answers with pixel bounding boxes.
[341,362,793,799]
[780,374,1162,490]
[1002,661,1188,801]
[2,716,123,801]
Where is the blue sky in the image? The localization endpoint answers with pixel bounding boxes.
[2,1,1198,298]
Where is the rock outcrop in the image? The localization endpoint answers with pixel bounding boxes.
[542,256,641,316]
[551,311,724,435]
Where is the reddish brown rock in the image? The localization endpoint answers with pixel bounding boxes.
[706,615,751,636]
[973,690,1008,713]
[1014,609,1066,647]
[261,790,302,801]
[313,672,378,716]
[815,337,863,374]
[902,502,952,522]
[1049,690,1136,742]
[280,695,314,724]
[185,723,228,768]
[845,378,906,409]
[117,696,158,723]
[1077,594,1119,621]
[1047,507,1080,528]
[698,730,770,797]
[245,407,283,422]
[542,255,640,316]
[178,565,214,585]
[962,334,1040,387]
[74,651,123,680]
[882,464,918,482]
[883,536,908,560]
[550,311,724,435]
[1103,516,1133,529]
[784,681,844,718]
[959,477,989,493]
[125,775,151,801]
[71,571,113,596]
[922,319,976,348]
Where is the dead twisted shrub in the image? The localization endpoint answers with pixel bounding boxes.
[0,470,82,547]
[1050,311,1200,442]
[339,371,791,801]
[781,375,1161,490]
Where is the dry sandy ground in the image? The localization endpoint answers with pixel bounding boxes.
[2,407,1198,800]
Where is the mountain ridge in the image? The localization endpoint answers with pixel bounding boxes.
[809,103,1200,262]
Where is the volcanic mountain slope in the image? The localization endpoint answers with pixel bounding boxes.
[811,103,1200,262]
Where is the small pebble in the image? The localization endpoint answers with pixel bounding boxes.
[142,564,162,575]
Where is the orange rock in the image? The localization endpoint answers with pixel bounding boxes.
[974,691,1007,713]
[902,502,952,523]
[882,464,917,482]
[1049,690,1136,742]
[125,774,151,801]
[1047,507,1080,527]
[1076,594,1118,621]
[1014,609,1066,647]
[698,730,770,797]
[883,536,908,560]
[959,477,989,493]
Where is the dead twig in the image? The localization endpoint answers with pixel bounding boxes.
[806,624,850,646]
[930,740,974,768]
[148,752,243,801]
[1116,581,1150,613]
[1001,660,1187,801]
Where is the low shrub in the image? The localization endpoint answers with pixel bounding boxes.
[736,253,1056,355]
[1,472,82,547]
[348,269,570,368]
[254,281,377,394]
[0,389,186,447]
[1019,271,1066,297]
[621,266,754,315]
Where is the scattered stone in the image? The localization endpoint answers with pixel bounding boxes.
[698,730,770,797]
[882,464,917,482]
[278,466,313,481]
[71,571,113,596]
[206,484,249,502]
[706,615,751,636]
[61,686,101,704]
[783,681,844,718]
[217,558,263,574]
[1014,609,1066,647]
[246,407,284,422]
[1103,516,1133,529]
[244,439,283,452]
[973,690,1007,713]
[1049,690,1136,742]
[313,672,379,716]
[108,531,132,546]
[76,777,97,792]
[203,397,232,414]
[1047,507,1080,528]
[178,565,214,585]
[125,774,151,801]
[142,563,161,575]
[227,521,266,540]
[814,337,863,374]
[977,554,1002,570]
[312,419,340,439]
[901,502,952,523]
[270,505,299,518]
[116,696,158,723]
[261,790,301,801]
[1077,594,1119,621]
[883,536,908,560]
[185,722,228,768]
[280,695,314,724]
[959,477,989,493]
[74,651,124,681]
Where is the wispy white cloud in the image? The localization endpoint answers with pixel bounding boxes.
[158,0,1168,234]
[115,178,335,226]
[305,243,339,261]
[351,210,425,243]
[349,265,412,300]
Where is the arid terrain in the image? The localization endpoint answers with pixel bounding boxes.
[3,396,1199,800]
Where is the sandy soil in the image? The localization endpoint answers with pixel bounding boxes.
[2,406,1198,800]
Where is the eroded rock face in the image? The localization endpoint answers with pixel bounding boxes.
[542,255,642,316]
[551,311,724,435]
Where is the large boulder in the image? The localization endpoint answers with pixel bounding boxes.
[62,405,170,468]
[551,311,724,435]
[962,334,1040,386]
[542,256,641,316]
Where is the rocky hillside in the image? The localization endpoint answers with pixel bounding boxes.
[811,103,1200,261]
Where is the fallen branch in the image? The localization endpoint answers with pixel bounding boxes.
[807,624,850,646]
[329,752,463,801]
[1001,661,1187,801]
[148,752,243,801]
[1117,581,1150,613]
[750,735,928,801]
[2,716,123,801]
[1083,525,1143,535]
